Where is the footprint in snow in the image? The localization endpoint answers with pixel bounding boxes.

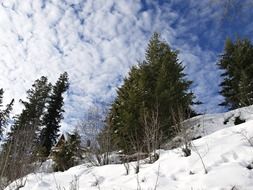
[221,151,239,164]
[233,152,239,160]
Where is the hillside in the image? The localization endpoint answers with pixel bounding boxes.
[5,106,253,190]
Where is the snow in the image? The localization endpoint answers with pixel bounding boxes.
[5,106,253,190]
[185,105,253,138]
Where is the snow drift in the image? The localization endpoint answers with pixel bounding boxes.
[5,106,253,190]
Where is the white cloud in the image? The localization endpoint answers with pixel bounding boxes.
[0,0,241,128]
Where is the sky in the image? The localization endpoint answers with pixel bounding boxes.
[0,0,252,129]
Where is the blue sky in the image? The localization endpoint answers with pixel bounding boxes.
[0,0,252,129]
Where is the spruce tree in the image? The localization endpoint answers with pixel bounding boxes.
[218,38,253,109]
[39,72,69,157]
[108,33,195,153]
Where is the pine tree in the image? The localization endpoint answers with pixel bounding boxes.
[4,76,51,150]
[39,72,69,157]
[218,38,253,109]
[52,131,82,172]
[108,33,196,153]
[0,88,14,140]
[52,137,72,172]
[0,76,51,181]
[67,130,82,164]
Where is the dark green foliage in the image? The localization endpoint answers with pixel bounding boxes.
[52,139,72,172]
[218,38,253,109]
[52,132,82,172]
[107,33,196,153]
[0,73,70,183]
[182,147,191,157]
[39,72,69,157]
[4,76,51,152]
[68,130,83,161]
[234,116,245,125]
[0,88,14,140]
[0,76,51,182]
[223,118,229,125]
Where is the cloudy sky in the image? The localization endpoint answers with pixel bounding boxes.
[0,0,252,128]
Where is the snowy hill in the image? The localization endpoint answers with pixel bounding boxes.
[6,106,253,190]
[184,105,253,138]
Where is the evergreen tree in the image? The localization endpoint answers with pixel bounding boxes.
[67,130,82,164]
[52,136,72,172]
[52,131,82,172]
[108,33,196,153]
[218,38,253,109]
[0,76,51,181]
[39,72,69,157]
[0,88,14,140]
[4,76,51,150]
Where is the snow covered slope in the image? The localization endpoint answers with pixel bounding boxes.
[184,105,253,138]
[6,106,253,190]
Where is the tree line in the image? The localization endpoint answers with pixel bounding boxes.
[105,34,253,155]
[0,33,252,187]
[0,72,69,184]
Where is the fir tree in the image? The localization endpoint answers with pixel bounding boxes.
[39,72,69,157]
[218,38,253,109]
[108,33,196,153]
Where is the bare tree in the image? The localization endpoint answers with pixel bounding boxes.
[124,125,156,174]
[129,129,143,174]
[76,106,102,166]
[77,106,114,166]
[142,104,162,163]
[0,127,38,189]
[123,161,130,175]
[171,106,193,157]
[235,129,253,147]
[120,104,162,174]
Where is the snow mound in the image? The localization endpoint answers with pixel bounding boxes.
[186,105,253,138]
[6,106,253,190]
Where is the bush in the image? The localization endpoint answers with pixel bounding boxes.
[234,116,245,125]
[52,132,82,172]
[52,142,74,172]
